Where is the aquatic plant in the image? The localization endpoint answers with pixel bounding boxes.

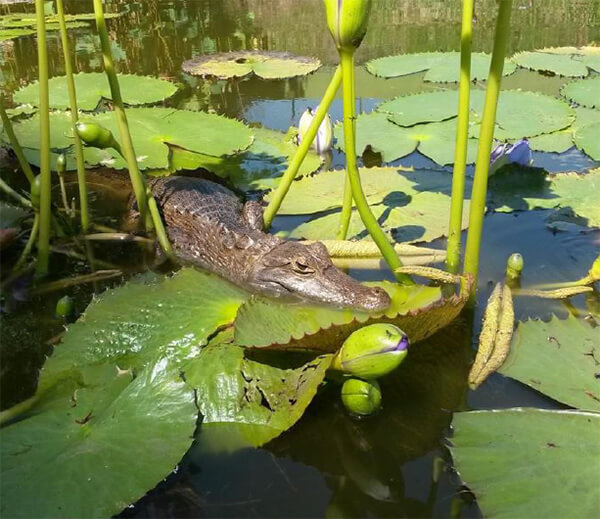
[341,378,382,416]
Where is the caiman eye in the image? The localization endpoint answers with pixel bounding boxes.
[292,259,315,275]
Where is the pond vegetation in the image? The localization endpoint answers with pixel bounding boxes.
[0,0,599,518]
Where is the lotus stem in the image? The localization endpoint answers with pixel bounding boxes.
[463,0,513,298]
[34,0,52,278]
[92,0,173,258]
[0,177,32,209]
[56,0,90,232]
[338,50,411,285]
[14,214,39,271]
[446,0,474,274]
[263,65,342,229]
[30,269,122,295]
[0,96,34,184]
[0,396,37,426]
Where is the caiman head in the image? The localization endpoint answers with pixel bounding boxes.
[248,240,391,312]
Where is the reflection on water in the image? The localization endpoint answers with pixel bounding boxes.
[1,1,600,518]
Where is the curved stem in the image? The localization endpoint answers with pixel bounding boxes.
[0,96,34,184]
[338,50,412,285]
[56,0,90,232]
[15,214,39,271]
[0,177,32,208]
[463,0,513,296]
[446,0,474,274]
[263,66,342,229]
[0,396,37,426]
[34,0,51,278]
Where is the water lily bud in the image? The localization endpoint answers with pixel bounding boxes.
[297,107,333,153]
[506,252,524,280]
[489,139,533,176]
[56,295,75,319]
[341,378,381,416]
[30,174,41,210]
[56,153,67,174]
[333,323,409,379]
[324,0,373,52]
[75,122,117,150]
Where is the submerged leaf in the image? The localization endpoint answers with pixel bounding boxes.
[182,51,321,80]
[450,409,600,519]
[500,314,600,411]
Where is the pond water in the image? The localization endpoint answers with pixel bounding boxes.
[1,0,599,517]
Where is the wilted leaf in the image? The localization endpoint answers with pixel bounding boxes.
[450,409,600,519]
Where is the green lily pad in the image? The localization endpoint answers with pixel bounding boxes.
[527,129,574,153]
[0,360,197,519]
[0,27,35,41]
[170,127,323,190]
[500,315,600,411]
[234,277,470,351]
[582,53,600,73]
[378,90,461,127]
[574,121,600,160]
[450,409,600,519]
[0,12,120,29]
[183,342,333,447]
[182,51,321,80]
[511,51,589,77]
[13,72,179,111]
[561,77,600,109]
[365,52,515,82]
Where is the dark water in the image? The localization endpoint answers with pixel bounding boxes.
[1,1,600,517]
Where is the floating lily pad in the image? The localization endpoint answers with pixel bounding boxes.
[234,277,470,351]
[0,27,35,41]
[582,53,600,72]
[511,51,589,77]
[527,129,574,153]
[182,51,321,80]
[365,52,515,82]
[378,90,461,127]
[450,409,600,519]
[573,121,600,160]
[13,72,179,111]
[500,315,600,411]
[171,127,322,190]
[183,342,333,447]
[561,77,600,109]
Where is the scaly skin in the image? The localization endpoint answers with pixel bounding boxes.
[135,176,390,312]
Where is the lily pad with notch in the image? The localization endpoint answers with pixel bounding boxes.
[182,51,321,80]
[561,76,600,109]
[511,50,589,77]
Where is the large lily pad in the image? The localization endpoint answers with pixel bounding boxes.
[365,52,515,82]
[13,73,179,111]
[0,360,197,519]
[574,121,600,161]
[450,409,600,519]
[234,277,471,351]
[378,90,462,127]
[170,127,323,190]
[561,77,600,109]
[528,129,574,153]
[0,27,35,41]
[182,51,321,80]
[500,315,600,412]
[183,342,333,447]
[511,51,589,77]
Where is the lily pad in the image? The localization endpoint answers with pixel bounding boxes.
[234,277,471,351]
[0,360,197,519]
[527,129,573,153]
[13,72,179,111]
[574,121,600,160]
[0,27,35,41]
[378,90,461,127]
[500,315,600,411]
[561,77,600,109]
[183,342,333,447]
[450,409,600,519]
[365,52,515,82]
[511,51,589,77]
[182,51,321,80]
[170,127,323,190]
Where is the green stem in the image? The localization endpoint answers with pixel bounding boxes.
[463,0,513,295]
[58,172,70,215]
[0,177,32,208]
[446,0,474,274]
[15,214,39,271]
[0,96,35,184]
[0,396,37,426]
[338,50,412,285]
[263,66,342,229]
[92,0,172,257]
[56,0,90,232]
[34,0,51,278]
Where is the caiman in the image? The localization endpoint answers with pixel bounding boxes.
[128,176,390,312]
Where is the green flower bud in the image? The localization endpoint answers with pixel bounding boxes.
[332,324,409,379]
[56,295,75,319]
[341,378,381,416]
[506,252,524,280]
[30,174,41,210]
[56,153,67,174]
[324,0,373,52]
[75,122,117,150]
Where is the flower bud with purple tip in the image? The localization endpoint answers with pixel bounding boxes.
[332,323,409,379]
